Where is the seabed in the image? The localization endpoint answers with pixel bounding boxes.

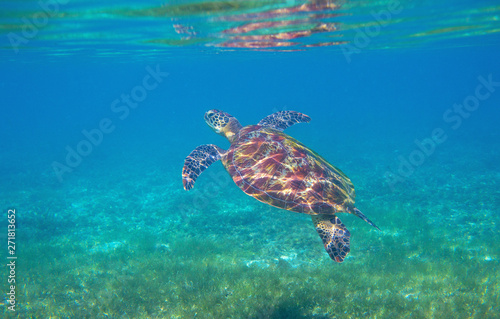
[1,138,498,319]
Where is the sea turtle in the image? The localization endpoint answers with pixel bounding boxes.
[182,110,379,262]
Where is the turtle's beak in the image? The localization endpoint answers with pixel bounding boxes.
[204,109,214,120]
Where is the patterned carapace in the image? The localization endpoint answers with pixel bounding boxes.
[224,125,356,215]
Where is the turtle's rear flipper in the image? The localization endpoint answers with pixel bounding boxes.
[312,215,351,263]
[182,144,224,190]
[352,208,380,230]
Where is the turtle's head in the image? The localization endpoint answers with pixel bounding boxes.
[204,109,242,143]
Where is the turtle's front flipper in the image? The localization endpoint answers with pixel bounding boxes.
[312,214,351,263]
[257,111,311,131]
[182,144,224,190]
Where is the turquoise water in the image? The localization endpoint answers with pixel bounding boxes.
[1,0,500,318]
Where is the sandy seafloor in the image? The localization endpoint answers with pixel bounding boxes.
[1,9,500,319]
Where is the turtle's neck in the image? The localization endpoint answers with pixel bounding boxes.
[223,118,243,144]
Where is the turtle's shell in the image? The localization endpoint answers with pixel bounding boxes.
[223,125,356,215]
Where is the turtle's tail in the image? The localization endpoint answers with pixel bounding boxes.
[352,208,380,230]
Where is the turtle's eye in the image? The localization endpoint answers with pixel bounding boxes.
[205,112,214,121]
[205,109,221,124]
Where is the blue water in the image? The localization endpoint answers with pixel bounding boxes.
[1,1,500,318]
